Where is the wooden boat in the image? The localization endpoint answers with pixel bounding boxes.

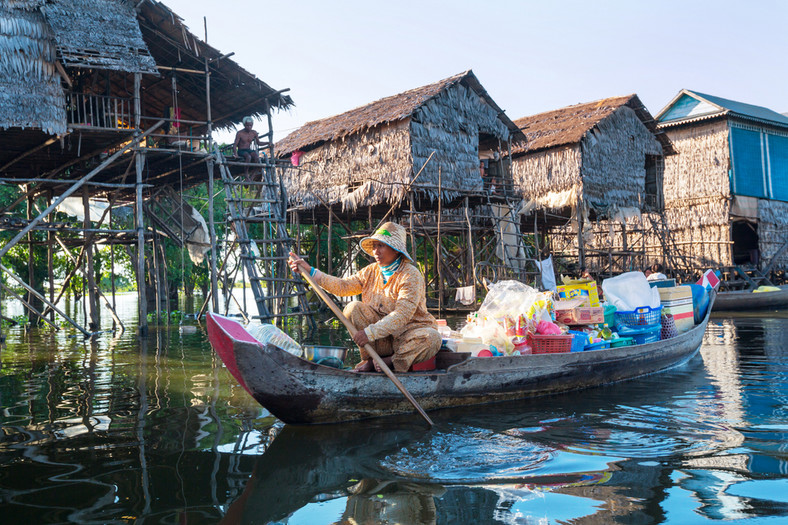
[206,294,715,425]
[713,285,788,312]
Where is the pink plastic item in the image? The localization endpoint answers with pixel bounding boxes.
[536,320,562,335]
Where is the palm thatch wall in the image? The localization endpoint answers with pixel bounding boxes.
[758,199,788,267]
[42,0,157,73]
[581,106,663,207]
[661,120,733,267]
[278,71,523,213]
[0,3,66,135]
[511,95,667,212]
[510,145,582,209]
[410,81,510,203]
[285,120,412,211]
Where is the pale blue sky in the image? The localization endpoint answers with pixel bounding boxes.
[163,0,788,142]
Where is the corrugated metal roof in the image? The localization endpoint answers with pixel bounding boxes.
[657,89,788,128]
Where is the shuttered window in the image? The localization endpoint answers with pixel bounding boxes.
[730,127,766,198]
[768,134,788,201]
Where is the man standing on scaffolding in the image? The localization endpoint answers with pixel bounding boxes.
[232,116,265,180]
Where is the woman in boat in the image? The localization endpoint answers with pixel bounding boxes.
[288,222,441,373]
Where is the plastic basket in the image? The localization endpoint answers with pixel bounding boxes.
[529,333,573,354]
[618,325,661,345]
[585,340,611,351]
[567,330,588,353]
[614,305,663,330]
[610,337,634,348]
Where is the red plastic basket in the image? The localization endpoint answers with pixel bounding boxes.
[528,333,573,354]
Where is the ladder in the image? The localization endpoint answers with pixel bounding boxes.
[481,192,541,286]
[213,147,315,329]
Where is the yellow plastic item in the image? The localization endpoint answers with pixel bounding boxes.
[754,286,781,293]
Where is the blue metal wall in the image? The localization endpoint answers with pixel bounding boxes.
[730,126,788,202]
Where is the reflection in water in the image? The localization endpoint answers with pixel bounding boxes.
[2,302,788,523]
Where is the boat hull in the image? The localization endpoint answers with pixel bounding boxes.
[207,301,715,425]
[713,286,788,311]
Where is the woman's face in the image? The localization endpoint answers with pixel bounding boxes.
[370,241,398,266]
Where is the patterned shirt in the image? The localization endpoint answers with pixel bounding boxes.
[312,260,437,341]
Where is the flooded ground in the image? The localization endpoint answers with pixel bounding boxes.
[1,294,788,524]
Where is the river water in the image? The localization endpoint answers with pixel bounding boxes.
[1,294,788,524]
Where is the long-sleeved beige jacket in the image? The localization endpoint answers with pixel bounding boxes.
[312,260,437,341]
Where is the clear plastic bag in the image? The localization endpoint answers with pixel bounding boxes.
[478,280,539,320]
[246,323,303,357]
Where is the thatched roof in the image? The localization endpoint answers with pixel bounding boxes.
[276,70,524,155]
[0,4,66,134]
[42,0,157,74]
[0,0,293,137]
[512,94,674,156]
[137,1,293,130]
[656,89,788,129]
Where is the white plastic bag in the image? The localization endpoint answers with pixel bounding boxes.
[247,323,303,357]
[601,271,660,312]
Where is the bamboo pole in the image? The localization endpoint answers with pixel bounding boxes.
[0,122,163,260]
[299,269,434,427]
[0,264,90,337]
[0,284,60,331]
[53,236,124,332]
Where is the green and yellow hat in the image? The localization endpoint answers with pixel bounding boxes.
[360,222,413,262]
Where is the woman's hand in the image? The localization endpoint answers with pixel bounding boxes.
[352,328,370,347]
[288,251,311,275]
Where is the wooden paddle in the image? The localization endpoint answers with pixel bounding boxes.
[299,269,435,427]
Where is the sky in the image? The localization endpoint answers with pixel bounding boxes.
[161,0,788,144]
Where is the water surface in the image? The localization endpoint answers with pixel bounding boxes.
[1,298,787,524]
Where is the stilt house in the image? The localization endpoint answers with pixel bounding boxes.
[656,90,788,277]
[510,95,673,272]
[275,71,531,309]
[0,0,296,333]
[276,70,525,215]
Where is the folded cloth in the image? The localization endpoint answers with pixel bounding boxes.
[455,285,476,306]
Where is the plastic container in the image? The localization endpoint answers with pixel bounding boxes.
[528,333,573,354]
[567,330,589,352]
[603,304,616,327]
[436,319,452,338]
[618,325,661,345]
[584,340,611,351]
[615,305,663,330]
[457,337,489,356]
[247,323,303,356]
[609,337,634,348]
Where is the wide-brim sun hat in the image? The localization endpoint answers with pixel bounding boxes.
[360,222,413,262]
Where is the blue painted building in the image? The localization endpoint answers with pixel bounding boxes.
[656,90,788,271]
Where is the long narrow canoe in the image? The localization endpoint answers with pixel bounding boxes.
[713,285,788,312]
[206,294,715,425]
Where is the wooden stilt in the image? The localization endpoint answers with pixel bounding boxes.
[136,149,148,336]
[207,160,219,313]
[83,188,100,331]
[48,191,55,324]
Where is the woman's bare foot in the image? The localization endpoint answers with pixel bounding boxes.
[352,359,374,373]
[373,356,394,373]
